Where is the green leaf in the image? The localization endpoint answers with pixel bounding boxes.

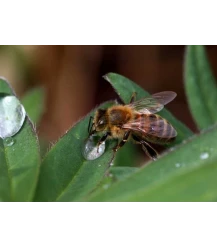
[0,77,14,95]
[0,78,40,201]
[184,45,217,130]
[34,102,116,202]
[110,166,139,180]
[114,141,139,167]
[85,166,139,199]
[87,125,217,201]
[21,87,45,124]
[135,160,217,201]
[104,73,193,145]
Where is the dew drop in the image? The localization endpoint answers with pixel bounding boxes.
[0,95,26,139]
[82,135,105,160]
[200,152,209,160]
[175,163,181,168]
[182,140,188,145]
[98,164,101,167]
[109,161,114,166]
[103,184,110,190]
[4,137,15,147]
[169,147,175,152]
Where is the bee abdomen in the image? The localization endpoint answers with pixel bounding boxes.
[139,114,176,143]
[138,113,155,133]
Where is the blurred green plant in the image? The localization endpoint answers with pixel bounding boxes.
[0,45,33,85]
[0,45,217,202]
[21,87,45,124]
[184,45,217,130]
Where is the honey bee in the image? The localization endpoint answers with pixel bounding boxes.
[88,91,177,165]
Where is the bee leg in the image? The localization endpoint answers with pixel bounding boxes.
[130,92,137,104]
[96,132,110,153]
[88,116,94,134]
[109,131,131,166]
[141,141,158,161]
[132,135,158,160]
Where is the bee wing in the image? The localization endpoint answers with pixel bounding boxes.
[128,91,177,114]
[122,114,177,138]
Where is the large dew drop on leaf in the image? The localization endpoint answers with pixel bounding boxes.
[83,135,105,160]
[0,95,26,139]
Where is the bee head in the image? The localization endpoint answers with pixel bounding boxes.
[93,109,107,132]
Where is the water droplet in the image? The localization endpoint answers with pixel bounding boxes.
[4,137,15,147]
[98,164,101,167]
[200,152,209,160]
[175,163,181,168]
[182,140,188,145]
[103,184,110,190]
[109,161,114,166]
[82,135,105,160]
[0,95,26,139]
[169,147,176,152]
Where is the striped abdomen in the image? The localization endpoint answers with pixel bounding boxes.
[124,113,177,144]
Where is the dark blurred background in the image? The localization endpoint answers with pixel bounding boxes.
[1,45,217,142]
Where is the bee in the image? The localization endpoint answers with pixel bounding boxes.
[88,91,177,165]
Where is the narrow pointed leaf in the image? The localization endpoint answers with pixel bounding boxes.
[0,78,40,202]
[85,166,139,200]
[184,45,217,130]
[133,160,217,201]
[88,125,217,201]
[104,73,193,145]
[34,102,115,202]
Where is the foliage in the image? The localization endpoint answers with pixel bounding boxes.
[0,45,217,201]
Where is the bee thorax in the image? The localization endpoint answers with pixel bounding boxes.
[109,126,125,139]
[108,106,132,126]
